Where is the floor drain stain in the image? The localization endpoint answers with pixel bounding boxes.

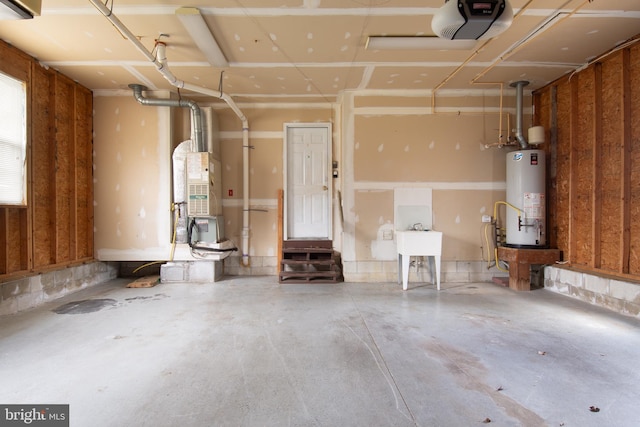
[53,299,117,314]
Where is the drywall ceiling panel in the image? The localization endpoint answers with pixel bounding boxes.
[477,64,577,90]
[319,0,434,7]
[1,0,638,99]
[366,66,453,90]
[425,62,576,92]
[45,0,304,7]
[225,67,364,97]
[355,95,430,108]
[50,65,147,91]
[579,0,640,12]
[0,15,196,63]
[153,65,365,97]
[206,15,372,64]
[465,15,554,63]
[506,16,640,64]
[230,95,338,104]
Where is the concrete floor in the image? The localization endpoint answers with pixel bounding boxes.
[1,277,639,427]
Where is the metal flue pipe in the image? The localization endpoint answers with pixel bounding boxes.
[129,84,205,153]
[91,0,252,267]
[511,80,530,150]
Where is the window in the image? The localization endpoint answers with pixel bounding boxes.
[0,71,27,205]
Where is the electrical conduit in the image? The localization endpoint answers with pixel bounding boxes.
[90,0,252,266]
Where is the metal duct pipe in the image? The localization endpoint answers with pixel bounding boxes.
[511,80,529,150]
[128,84,205,153]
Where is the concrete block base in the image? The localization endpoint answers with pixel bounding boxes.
[0,262,118,316]
[161,261,223,283]
[545,266,640,318]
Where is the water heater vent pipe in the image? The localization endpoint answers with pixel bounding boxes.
[511,80,529,150]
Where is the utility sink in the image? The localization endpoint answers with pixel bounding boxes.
[396,230,443,291]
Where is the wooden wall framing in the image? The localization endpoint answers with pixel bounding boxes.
[0,40,93,282]
[534,38,640,281]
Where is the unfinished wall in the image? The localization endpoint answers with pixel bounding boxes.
[0,40,94,282]
[342,89,528,282]
[93,94,172,261]
[91,86,532,284]
[535,38,640,282]
[212,90,531,282]
[214,104,336,275]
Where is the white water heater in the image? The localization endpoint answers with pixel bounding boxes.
[505,149,546,247]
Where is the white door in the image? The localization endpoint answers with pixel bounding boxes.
[285,124,332,240]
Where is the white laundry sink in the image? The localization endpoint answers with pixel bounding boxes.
[396,230,443,291]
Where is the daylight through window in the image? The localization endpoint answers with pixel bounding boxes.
[0,71,27,205]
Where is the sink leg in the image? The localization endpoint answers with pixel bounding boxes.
[434,255,441,291]
[402,255,411,291]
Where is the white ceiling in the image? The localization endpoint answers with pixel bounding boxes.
[1,0,639,102]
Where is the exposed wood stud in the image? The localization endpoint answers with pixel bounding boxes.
[622,48,632,274]
[70,85,78,261]
[0,209,7,274]
[592,63,602,269]
[0,39,94,282]
[569,76,579,265]
[26,62,34,273]
[535,39,640,282]
[549,85,558,249]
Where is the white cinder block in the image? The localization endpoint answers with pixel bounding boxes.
[559,269,583,288]
[262,256,278,267]
[357,261,383,273]
[584,274,609,294]
[224,256,241,268]
[544,266,559,282]
[442,272,470,283]
[17,292,43,312]
[382,261,398,274]
[54,268,74,287]
[458,261,488,273]
[440,261,458,273]
[161,262,186,282]
[609,280,640,303]
[470,272,503,282]
[30,276,44,294]
[248,257,264,268]
[0,298,18,316]
[342,262,357,274]
[251,266,277,276]
[189,261,222,283]
[224,266,240,276]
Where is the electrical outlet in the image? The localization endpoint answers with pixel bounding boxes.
[382,229,393,240]
[482,215,492,223]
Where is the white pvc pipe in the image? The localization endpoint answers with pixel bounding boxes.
[90,0,252,266]
[242,127,250,267]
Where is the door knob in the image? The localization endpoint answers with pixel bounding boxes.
[323,185,328,191]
